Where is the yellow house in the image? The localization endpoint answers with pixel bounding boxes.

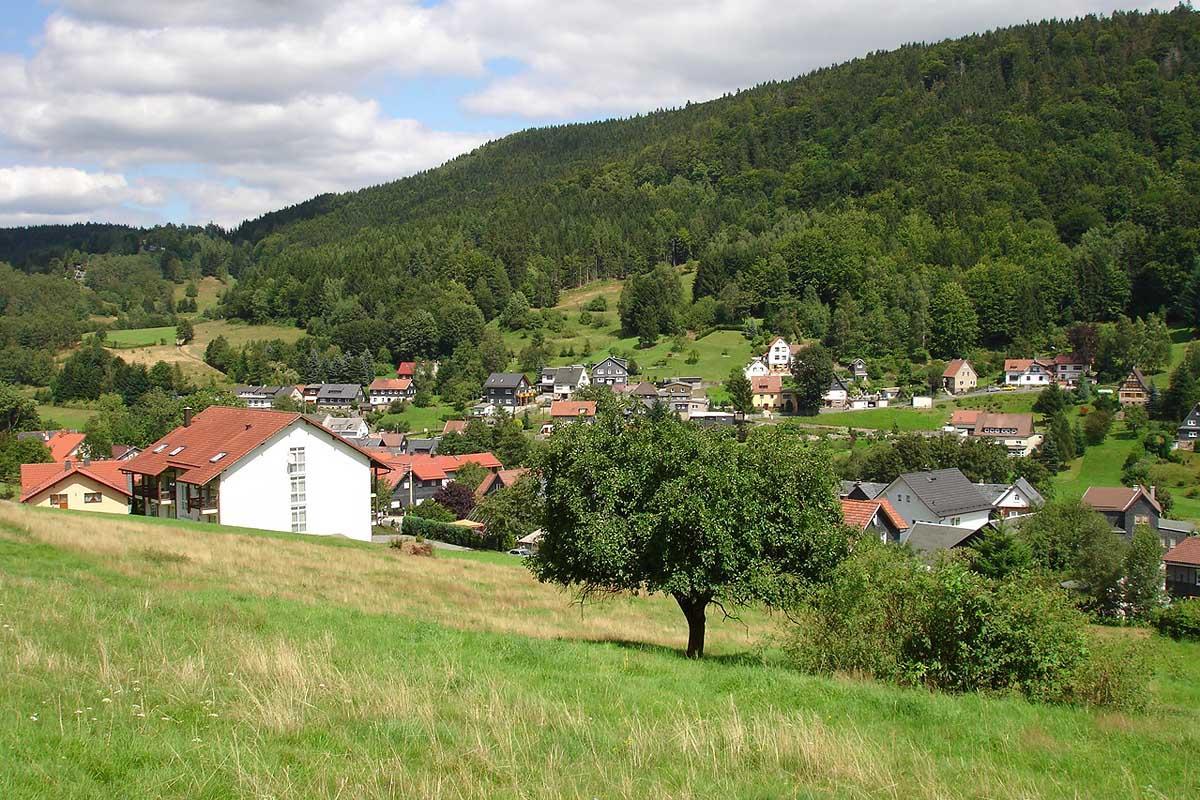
[20,460,131,514]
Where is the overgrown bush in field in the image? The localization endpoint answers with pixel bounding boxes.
[1152,600,1200,641]
[789,541,1149,708]
[401,513,506,550]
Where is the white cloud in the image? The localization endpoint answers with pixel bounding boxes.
[0,0,1182,226]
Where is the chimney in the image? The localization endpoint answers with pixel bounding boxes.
[63,460,72,471]
[183,407,193,427]
[1149,485,1156,499]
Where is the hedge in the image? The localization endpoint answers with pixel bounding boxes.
[402,514,505,550]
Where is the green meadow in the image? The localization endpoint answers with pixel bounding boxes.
[1,503,1198,799]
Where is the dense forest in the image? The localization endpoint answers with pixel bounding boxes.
[205,7,1200,363]
[3,8,1200,379]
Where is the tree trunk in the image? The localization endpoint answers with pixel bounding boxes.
[675,593,711,659]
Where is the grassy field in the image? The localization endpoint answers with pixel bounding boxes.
[35,404,97,429]
[376,398,458,435]
[173,276,226,316]
[96,326,177,348]
[2,503,1200,798]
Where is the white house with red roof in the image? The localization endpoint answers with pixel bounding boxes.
[368,377,415,406]
[120,406,391,541]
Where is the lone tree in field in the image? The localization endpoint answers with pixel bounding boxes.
[725,367,753,415]
[530,406,849,658]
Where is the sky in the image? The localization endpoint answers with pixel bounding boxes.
[0,1,1179,229]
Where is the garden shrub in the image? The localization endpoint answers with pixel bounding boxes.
[401,513,506,550]
[1152,599,1200,641]
[789,541,1146,708]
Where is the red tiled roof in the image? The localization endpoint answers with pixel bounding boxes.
[550,400,596,418]
[20,460,130,503]
[950,409,980,426]
[942,359,971,378]
[1082,485,1163,515]
[973,412,1034,438]
[443,420,467,434]
[1164,537,1200,567]
[121,406,390,486]
[374,451,504,488]
[46,431,85,462]
[378,432,406,448]
[370,378,412,391]
[840,498,909,533]
[395,362,416,377]
[1003,358,1050,372]
[751,376,782,394]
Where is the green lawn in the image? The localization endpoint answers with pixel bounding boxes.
[789,406,950,432]
[92,326,177,348]
[2,503,1199,798]
[376,398,457,435]
[173,276,227,316]
[35,404,97,429]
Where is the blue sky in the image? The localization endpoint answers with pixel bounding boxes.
[0,1,1177,228]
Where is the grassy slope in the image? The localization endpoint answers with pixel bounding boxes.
[2,504,1199,798]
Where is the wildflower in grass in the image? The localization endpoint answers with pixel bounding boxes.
[29,714,38,721]
[101,698,111,703]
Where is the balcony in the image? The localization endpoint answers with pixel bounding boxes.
[186,492,220,514]
[135,484,174,503]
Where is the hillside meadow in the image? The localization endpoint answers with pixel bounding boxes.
[1,503,1198,798]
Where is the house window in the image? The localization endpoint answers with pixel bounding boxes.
[84,492,102,504]
[288,447,305,475]
[48,493,68,509]
[290,476,306,505]
[1135,515,1149,526]
[291,506,307,533]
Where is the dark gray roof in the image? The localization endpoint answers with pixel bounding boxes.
[316,384,362,400]
[406,437,440,454]
[897,469,992,516]
[1159,518,1197,535]
[840,480,887,500]
[593,356,628,372]
[553,366,586,385]
[485,372,528,389]
[1012,477,1045,507]
[903,522,979,555]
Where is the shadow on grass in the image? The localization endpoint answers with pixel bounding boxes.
[580,636,769,667]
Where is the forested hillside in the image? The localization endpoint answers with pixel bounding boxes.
[206,7,1200,368]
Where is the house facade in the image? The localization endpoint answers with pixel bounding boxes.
[121,406,388,541]
[1081,485,1165,542]
[841,498,908,543]
[483,373,535,408]
[764,337,794,373]
[590,357,629,386]
[368,378,414,407]
[1163,538,1200,599]
[550,400,596,425]
[308,384,365,410]
[750,376,782,413]
[941,359,977,394]
[849,358,868,381]
[1177,402,1200,450]
[1003,359,1054,387]
[1049,354,1089,387]
[883,469,993,531]
[823,375,849,409]
[235,385,303,409]
[20,460,131,514]
[743,356,770,379]
[539,366,590,400]
[1119,368,1151,407]
[977,478,1044,519]
[378,452,503,510]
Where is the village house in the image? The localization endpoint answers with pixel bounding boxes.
[376,452,503,510]
[1119,368,1152,407]
[1177,402,1200,450]
[849,358,869,381]
[1163,537,1200,599]
[941,359,977,394]
[976,478,1045,519]
[1049,353,1090,387]
[902,522,983,556]
[394,361,417,379]
[823,374,850,409]
[840,480,887,501]
[550,400,597,425]
[483,373,535,408]
[310,414,370,442]
[1003,358,1054,387]
[764,337,796,374]
[840,497,908,543]
[18,430,86,462]
[539,365,590,399]
[1079,485,1193,549]
[743,356,770,379]
[442,420,467,435]
[590,356,629,386]
[20,459,131,514]
[947,410,1040,456]
[659,381,693,414]
[234,385,304,409]
[750,375,783,413]
[475,467,530,498]
[301,384,365,410]
[368,378,414,407]
[883,469,993,531]
[120,406,389,541]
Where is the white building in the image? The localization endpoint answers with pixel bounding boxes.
[121,406,389,541]
[743,356,770,379]
[765,337,795,373]
[1003,359,1053,387]
[882,469,993,531]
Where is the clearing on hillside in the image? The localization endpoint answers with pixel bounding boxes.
[1,503,1198,799]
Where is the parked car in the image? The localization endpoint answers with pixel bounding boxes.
[508,547,532,557]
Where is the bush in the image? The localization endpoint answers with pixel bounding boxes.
[1152,599,1200,641]
[788,542,1145,707]
[1066,636,1151,712]
[584,296,607,312]
[401,514,506,550]
[407,500,455,522]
